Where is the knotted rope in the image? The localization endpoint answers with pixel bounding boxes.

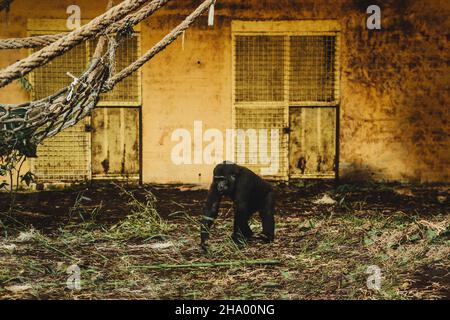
[0,0,171,50]
[0,0,216,157]
[0,0,154,88]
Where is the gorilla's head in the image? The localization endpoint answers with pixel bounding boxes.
[213,162,241,196]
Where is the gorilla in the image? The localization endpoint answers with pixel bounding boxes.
[200,162,276,249]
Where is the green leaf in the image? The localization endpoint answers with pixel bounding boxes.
[281,270,291,280]
[408,233,421,242]
[426,229,438,241]
[364,236,374,246]
[17,77,33,92]
[20,171,36,187]
[262,282,280,288]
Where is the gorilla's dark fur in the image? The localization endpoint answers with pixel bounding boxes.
[200,162,276,248]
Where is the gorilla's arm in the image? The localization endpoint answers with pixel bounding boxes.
[200,183,222,247]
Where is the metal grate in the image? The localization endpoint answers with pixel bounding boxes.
[30,36,90,182]
[96,35,141,105]
[32,42,87,100]
[32,119,91,181]
[30,30,141,182]
[233,22,340,180]
[290,36,336,102]
[234,106,287,177]
[235,35,285,102]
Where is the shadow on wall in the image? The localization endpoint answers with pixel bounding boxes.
[340,162,423,184]
[341,0,450,184]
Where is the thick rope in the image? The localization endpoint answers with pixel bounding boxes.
[0,34,63,50]
[0,0,171,50]
[106,0,215,89]
[0,1,113,157]
[0,0,216,157]
[0,0,153,89]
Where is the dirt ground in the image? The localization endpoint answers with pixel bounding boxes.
[0,181,449,300]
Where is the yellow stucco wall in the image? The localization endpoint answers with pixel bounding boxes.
[1,0,449,185]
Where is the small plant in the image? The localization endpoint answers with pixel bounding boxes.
[68,192,102,225]
[109,185,173,240]
[20,171,36,187]
[298,219,316,233]
[338,195,352,211]
[335,184,358,194]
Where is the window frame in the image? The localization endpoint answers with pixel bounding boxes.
[231,21,341,180]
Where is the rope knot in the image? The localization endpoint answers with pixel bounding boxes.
[66,72,86,101]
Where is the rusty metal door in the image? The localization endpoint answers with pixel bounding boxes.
[90,34,142,181]
[287,34,339,179]
[91,107,140,180]
[289,107,336,178]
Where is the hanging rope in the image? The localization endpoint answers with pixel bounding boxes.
[0,0,171,50]
[0,0,217,158]
[0,44,110,157]
[0,0,116,157]
[105,0,215,88]
[0,0,154,89]
[208,0,215,26]
[0,34,64,50]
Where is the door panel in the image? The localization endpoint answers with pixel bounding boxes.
[289,107,336,178]
[91,107,140,179]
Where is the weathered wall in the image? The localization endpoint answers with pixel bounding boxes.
[1,0,449,185]
[119,0,450,183]
[141,13,231,184]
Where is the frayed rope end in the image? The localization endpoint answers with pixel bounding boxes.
[208,2,215,26]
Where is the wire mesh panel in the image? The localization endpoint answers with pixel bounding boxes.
[32,42,88,100]
[235,35,285,102]
[234,106,287,177]
[30,40,91,182]
[233,27,339,180]
[29,27,141,182]
[290,36,336,103]
[96,35,141,105]
[32,119,91,181]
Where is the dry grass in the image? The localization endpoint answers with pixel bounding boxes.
[0,183,449,300]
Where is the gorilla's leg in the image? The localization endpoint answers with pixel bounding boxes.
[259,191,275,242]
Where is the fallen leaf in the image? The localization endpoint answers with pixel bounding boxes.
[5,284,32,293]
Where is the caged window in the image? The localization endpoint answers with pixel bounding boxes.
[235,35,285,103]
[29,28,141,181]
[31,40,91,181]
[290,35,337,103]
[234,34,338,104]
[233,26,339,179]
[93,35,141,106]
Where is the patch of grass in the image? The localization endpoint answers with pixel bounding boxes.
[108,186,174,241]
[0,183,448,299]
